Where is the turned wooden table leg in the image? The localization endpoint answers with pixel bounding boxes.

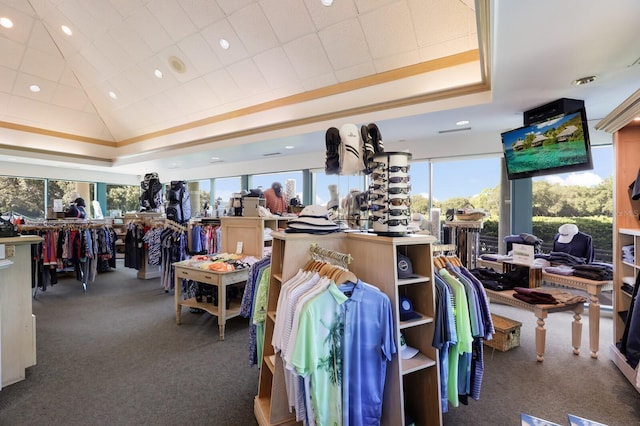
[535,310,548,362]
[587,291,600,358]
[572,305,584,356]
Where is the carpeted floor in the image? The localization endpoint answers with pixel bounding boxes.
[1,261,639,425]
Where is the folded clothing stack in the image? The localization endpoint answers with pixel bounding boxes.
[512,287,558,305]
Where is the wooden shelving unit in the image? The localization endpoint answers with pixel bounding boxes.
[220,217,290,258]
[610,123,640,393]
[254,231,441,426]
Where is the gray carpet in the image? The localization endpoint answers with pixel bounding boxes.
[1,262,639,425]
[0,261,259,426]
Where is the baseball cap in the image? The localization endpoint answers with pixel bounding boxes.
[400,333,419,359]
[397,254,417,279]
[399,296,421,321]
[557,223,578,244]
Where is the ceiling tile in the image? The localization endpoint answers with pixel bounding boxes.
[177,33,222,75]
[359,1,417,58]
[56,0,109,40]
[216,0,255,16]
[147,0,196,42]
[125,6,173,53]
[50,83,90,110]
[228,3,279,56]
[304,0,358,30]
[253,47,300,90]
[373,50,419,73]
[283,33,333,80]
[203,68,244,104]
[335,61,376,83]
[260,0,315,43]
[354,0,398,14]
[109,21,154,61]
[409,0,475,48]
[318,17,370,70]
[227,58,269,97]
[0,37,23,69]
[29,20,61,54]
[21,46,65,81]
[0,66,17,92]
[109,0,146,19]
[0,3,33,44]
[179,0,225,30]
[200,18,249,66]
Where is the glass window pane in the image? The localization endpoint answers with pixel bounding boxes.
[214,176,241,213]
[0,176,45,219]
[106,184,140,216]
[251,171,303,202]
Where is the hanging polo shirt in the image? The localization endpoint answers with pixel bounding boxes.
[339,279,395,426]
[291,283,347,426]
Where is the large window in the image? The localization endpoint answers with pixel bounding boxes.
[251,171,304,202]
[0,176,45,219]
[106,184,140,216]
[214,176,242,214]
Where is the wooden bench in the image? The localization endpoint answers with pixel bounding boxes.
[485,288,584,362]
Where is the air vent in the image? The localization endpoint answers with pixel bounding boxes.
[437,127,472,134]
[263,152,281,157]
[168,56,186,73]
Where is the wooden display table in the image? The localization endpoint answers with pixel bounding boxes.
[485,288,583,362]
[173,261,249,340]
[541,272,611,359]
[476,257,612,358]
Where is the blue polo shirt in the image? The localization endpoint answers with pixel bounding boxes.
[339,279,396,426]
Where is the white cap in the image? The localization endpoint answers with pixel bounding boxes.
[400,333,419,359]
[557,223,579,244]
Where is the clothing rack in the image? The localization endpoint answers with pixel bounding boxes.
[18,219,115,296]
[308,242,352,268]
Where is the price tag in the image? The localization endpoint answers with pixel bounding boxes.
[236,241,243,254]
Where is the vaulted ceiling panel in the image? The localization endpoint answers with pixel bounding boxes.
[228,3,279,56]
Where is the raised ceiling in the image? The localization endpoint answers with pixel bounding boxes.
[0,0,639,182]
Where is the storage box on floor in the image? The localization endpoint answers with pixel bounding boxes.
[485,313,522,351]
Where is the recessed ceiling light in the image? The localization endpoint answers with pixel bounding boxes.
[154,69,163,78]
[321,0,334,6]
[285,145,294,150]
[108,91,117,99]
[29,84,40,92]
[634,117,640,122]
[0,17,13,28]
[219,38,230,50]
[61,25,72,36]
[456,120,470,126]
[572,75,598,86]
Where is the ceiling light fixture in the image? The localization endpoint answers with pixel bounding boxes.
[456,120,470,126]
[321,0,334,6]
[108,91,117,99]
[572,75,598,86]
[0,17,13,28]
[285,145,294,150]
[154,69,163,78]
[219,38,230,50]
[61,25,72,36]
[29,84,40,92]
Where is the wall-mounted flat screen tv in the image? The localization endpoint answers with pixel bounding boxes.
[501,108,593,180]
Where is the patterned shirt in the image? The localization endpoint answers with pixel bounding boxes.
[291,283,347,426]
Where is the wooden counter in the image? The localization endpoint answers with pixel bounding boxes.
[1,235,42,389]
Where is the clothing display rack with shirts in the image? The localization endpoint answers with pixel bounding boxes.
[255,231,441,426]
[19,219,115,296]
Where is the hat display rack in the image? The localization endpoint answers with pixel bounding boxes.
[367,151,412,236]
